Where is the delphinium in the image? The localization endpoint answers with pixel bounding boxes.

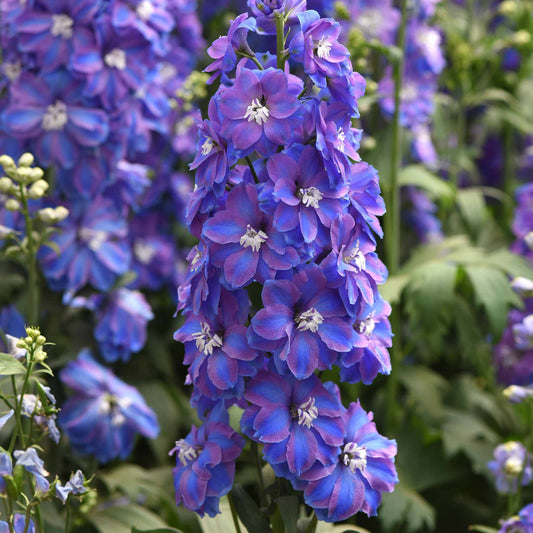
[0,0,205,462]
[172,0,398,526]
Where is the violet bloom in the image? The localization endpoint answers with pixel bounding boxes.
[499,503,533,533]
[241,369,345,480]
[204,13,256,84]
[15,0,100,72]
[304,401,398,521]
[39,197,131,292]
[321,213,387,307]
[217,67,301,153]
[249,0,306,35]
[513,314,533,351]
[290,10,350,88]
[1,71,109,169]
[347,0,400,45]
[175,289,261,400]
[170,406,245,517]
[489,442,533,494]
[59,349,160,463]
[267,145,348,244]
[337,295,392,385]
[250,265,355,378]
[55,470,87,504]
[203,183,300,288]
[0,514,34,533]
[13,448,50,495]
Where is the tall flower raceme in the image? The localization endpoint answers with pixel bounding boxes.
[173,1,398,523]
[0,0,203,370]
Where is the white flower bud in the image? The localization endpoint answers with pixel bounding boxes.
[513,30,531,46]
[0,155,15,171]
[0,177,13,193]
[5,198,20,211]
[18,153,34,167]
[53,206,69,222]
[28,179,49,199]
[29,167,44,181]
[38,207,56,223]
[13,167,31,184]
[499,0,517,15]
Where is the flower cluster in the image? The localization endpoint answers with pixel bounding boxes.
[173,0,397,520]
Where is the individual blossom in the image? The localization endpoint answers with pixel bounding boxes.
[513,314,533,351]
[21,394,60,443]
[303,401,398,521]
[202,182,300,288]
[59,349,160,463]
[503,384,533,403]
[511,277,533,299]
[55,470,88,504]
[241,369,345,480]
[250,265,355,378]
[499,503,533,532]
[217,67,301,153]
[0,514,35,533]
[170,406,245,517]
[13,448,50,495]
[249,0,306,34]
[488,441,533,494]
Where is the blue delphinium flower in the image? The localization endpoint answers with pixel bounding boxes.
[59,349,160,463]
[303,401,398,521]
[55,470,88,504]
[170,406,245,517]
[499,503,533,532]
[0,514,35,533]
[13,448,50,495]
[488,441,533,494]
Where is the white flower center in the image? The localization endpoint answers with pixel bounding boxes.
[343,243,366,271]
[314,37,332,59]
[104,48,127,70]
[159,62,177,81]
[343,442,367,472]
[296,308,324,333]
[136,0,154,20]
[295,397,318,429]
[51,14,73,39]
[401,84,418,102]
[42,100,68,131]
[201,137,216,156]
[134,239,157,264]
[79,228,108,252]
[337,127,346,145]
[357,315,375,337]
[244,98,270,125]
[4,61,21,81]
[172,439,200,466]
[240,225,268,252]
[98,393,132,427]
[297,186,323,209]
[504,456,524,477]
[191,323,223,355]
[190,246,203,270]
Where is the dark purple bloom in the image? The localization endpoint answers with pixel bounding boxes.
[488,441,532,494]
[267,145,348,244]
[59,349,160,463]
[170,406,245,517]
[39,197,131,292]
[250,265,355,378]
[217,67,301,153]
[290,10,350,88]
[304,401,398,521]
[203,183,300,288]
[242,369,345,479]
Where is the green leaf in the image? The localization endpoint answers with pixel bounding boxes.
[0,353,26,375]
[398,165,454,200]
[275,496,299,533]
[90,504,168,533]
[132,529,184,533]
[464,265,519,336]
[456,188,488,236]
[485,249,533,280]
[230,485,272,533]
[468,526,499,533]
[380,483,435,532]
[379,274,410,304]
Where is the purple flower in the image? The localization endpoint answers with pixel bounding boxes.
[248,0,306,35]
[337,295,392,385]
[488,441,533,494]
[321,213,387,308]
[0,451,13,494]
[175,289,261,400]
[513,314,533,351]
[1,71,109,169]
[217,67,301,153]
[290,10,350,87]
[404,187,443,244]
[55,470,87,504]
[241,369,345,480]
[59,349,160,463]
[303,401,398,521]
[39,197,131,292]
[13,448,50,495]
[345,0,400,46]
[203,183,300,288]
[250,265,355,378]
[266,145,348,244]
[170,406,245,517]
[0,514,35,533]
[499,503,533,532]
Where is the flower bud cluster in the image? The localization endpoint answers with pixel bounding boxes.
[173,0,397,521]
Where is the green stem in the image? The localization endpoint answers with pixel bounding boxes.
[384,0,408,434]
[3,499,15,533]
[304,511,317,533]
[245,156,259,183]
[19,185,38,326]
[251,441,267,508]
[227,493,243,533]
[275,14,285,70]
[64,501,71,533]
[502,123,515,222]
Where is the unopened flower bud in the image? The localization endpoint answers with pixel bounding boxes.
[26,327,40,338]
[16,339,27,350]
[38,208,56,223]
[0,155,15,171]
[34,349,47,363]
[499,0,517,15]
[29,167,44,181]
[511,277,533,298]
[14,167,31,184]
[0,177,13,193]
[28,179,49,199]
[18,153,34,167]
[36,335,46,346]
[5,199,20,211]
[513,30,531,46]
[54,206,69,222]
